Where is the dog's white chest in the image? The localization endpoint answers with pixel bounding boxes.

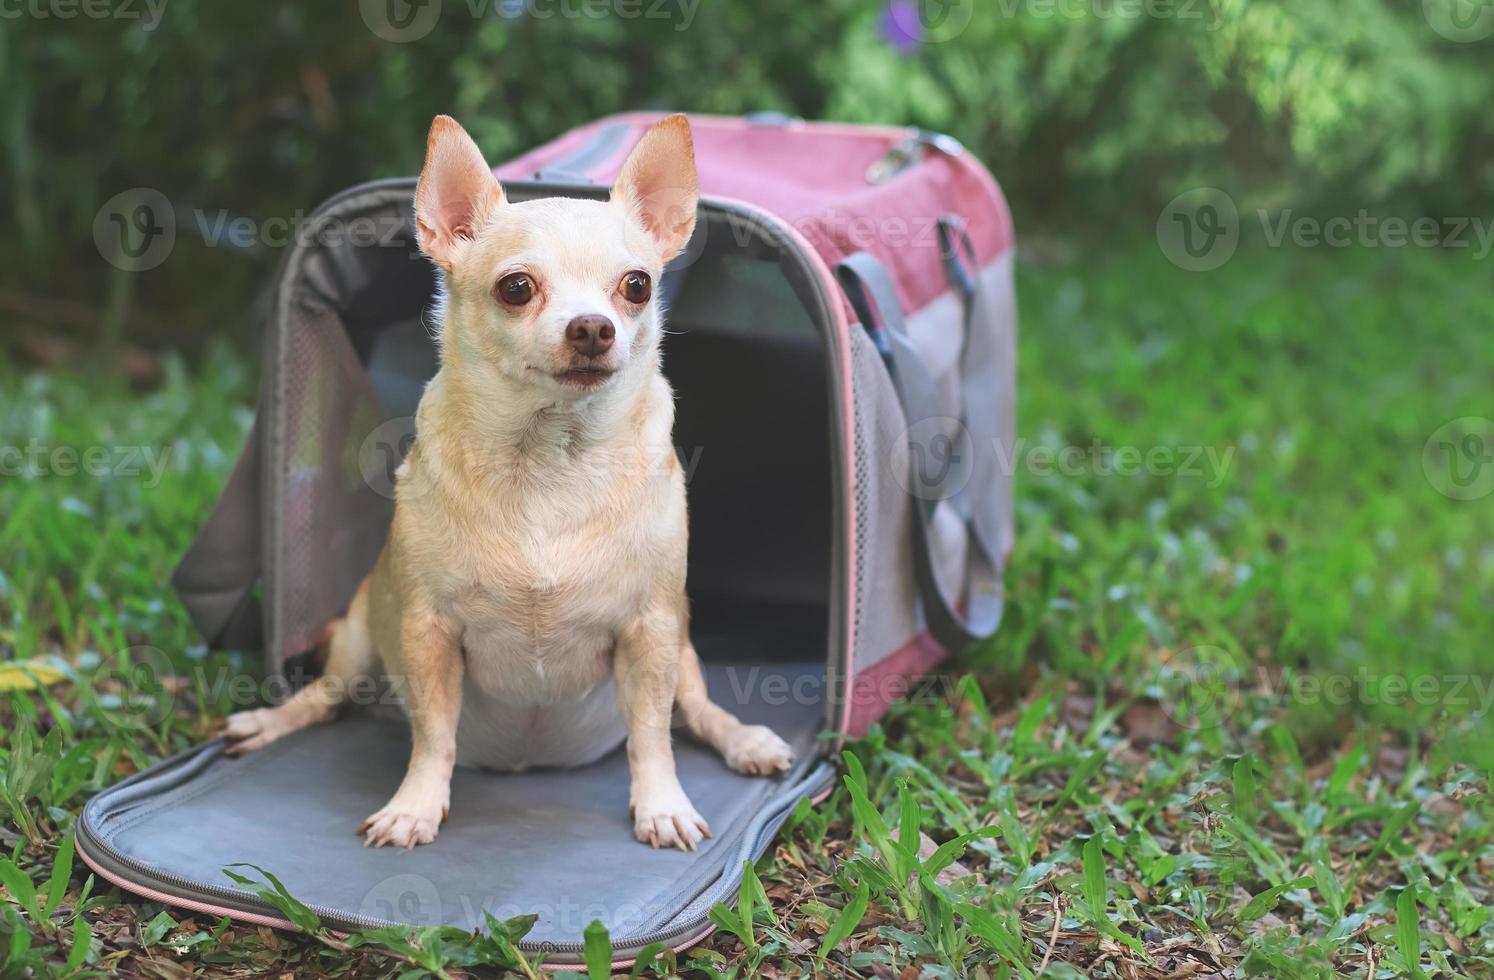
[453,670,626,771]
[436,530,641,770]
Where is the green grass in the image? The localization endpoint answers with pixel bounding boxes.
[1,238,1490,977]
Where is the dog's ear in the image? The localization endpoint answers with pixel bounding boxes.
[611,114,699,262]
[414,115,505,271]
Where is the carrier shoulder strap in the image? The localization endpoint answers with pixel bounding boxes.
[836,248,1005,653]
[171,397,265,652]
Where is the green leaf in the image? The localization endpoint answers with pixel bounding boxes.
[958,903,1034,980]
[924,825,1003,878]
[1081,835,1107,921]
[707,902,748,949]
[1011,692,1050,753]
[66,916,91,970]
[43,830,74,918]
[736,861,758,949]
[1363,804,1418,868]
[843,750,868,792]
[1232,756,1257,820]
[1397,888,1426,980]
[1238,876,1316,923]
[491,911,538,943]
[1053,752,1106,816]
[893,783,924,883]
[222,864,321,933]
[1326,912,1367,944]
[141,910,177,946]
[817,878,869,959]
[628,941,670,977]
[0,859,38,918]
[1326,744,1363,800]
[898,783,921,859]
[582,919,611,980]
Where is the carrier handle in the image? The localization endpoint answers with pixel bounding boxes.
[836,252,1004,653]
[936,215,1008,566]
[171,407,265,652]
[531,120,632,183]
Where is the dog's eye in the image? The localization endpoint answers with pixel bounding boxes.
[495,273,535,307]
[619,271,652,305]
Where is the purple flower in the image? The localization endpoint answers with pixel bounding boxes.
[882,0,924,55]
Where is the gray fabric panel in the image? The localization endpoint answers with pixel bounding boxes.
[271,302,393,661]
[84,662,825,946]
[848,327,922,677]
[982,251,1018,567]
[850,252,1016,674]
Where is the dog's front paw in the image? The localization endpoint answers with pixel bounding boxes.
[359,795,448,849]
[223,708,290,755]
[631,788,711,851]
[721,724,794,776]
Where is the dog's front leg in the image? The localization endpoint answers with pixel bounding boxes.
[616,601,710,851]
[360,602,462,849]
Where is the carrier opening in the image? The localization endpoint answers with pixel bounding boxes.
[275,180,839,733]
[74,183,844,949]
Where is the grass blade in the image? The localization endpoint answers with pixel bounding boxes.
[582,919,611,980]
[1238,876,1315,924]
[1397,888,1425,980]
[43,830,74,918]
[1081,835,1107,921]
[818,878,870,958]
[222,864,320,933]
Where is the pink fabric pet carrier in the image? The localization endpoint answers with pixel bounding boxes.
[77,112,1017,965]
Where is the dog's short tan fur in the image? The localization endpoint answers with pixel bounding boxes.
[224,114,793,851]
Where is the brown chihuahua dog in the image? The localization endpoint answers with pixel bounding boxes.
[224,114,793,851]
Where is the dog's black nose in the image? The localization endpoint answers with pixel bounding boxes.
[565,315,615,357]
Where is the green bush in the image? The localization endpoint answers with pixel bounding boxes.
[1,0,1489,347]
